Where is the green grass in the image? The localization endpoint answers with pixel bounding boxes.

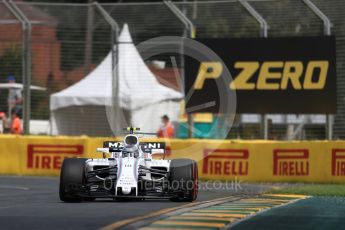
[268,184,345,197]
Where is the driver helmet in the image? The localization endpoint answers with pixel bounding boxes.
[122,145,139,158]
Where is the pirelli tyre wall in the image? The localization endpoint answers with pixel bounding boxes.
[0,135,345,183]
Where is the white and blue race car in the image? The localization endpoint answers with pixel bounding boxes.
[59,127,198,202]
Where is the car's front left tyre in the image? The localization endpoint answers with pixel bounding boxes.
[169,158,198,202]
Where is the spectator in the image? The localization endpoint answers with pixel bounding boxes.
[157,115,175,138]
[11,109,22,135]
[0,112,8,133]
[7,75,22,117]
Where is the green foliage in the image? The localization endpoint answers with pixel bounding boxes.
[0,46,22,83]
[31,88,49,119]
[0,47,22,112]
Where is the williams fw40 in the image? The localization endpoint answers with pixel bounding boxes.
[59,127,198,202]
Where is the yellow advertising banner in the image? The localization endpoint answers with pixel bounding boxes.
[0,135,344,182]
[169,140,345,183]
[0,135,87,176]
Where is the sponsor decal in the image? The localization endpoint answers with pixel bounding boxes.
[195,61,329,91]
[104,141,166,149]
[27,144,83,170]
[229,61,329,90]
[202,149,249,176]
[273,149,309,176]
[104,141,123,148]
[141,142,166,149]
[185,36,336,113]
[332,149,345,176]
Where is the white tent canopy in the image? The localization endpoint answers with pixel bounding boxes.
[50,24,183,136]
[0,83,46,91]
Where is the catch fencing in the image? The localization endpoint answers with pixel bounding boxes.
[0,0,343,140]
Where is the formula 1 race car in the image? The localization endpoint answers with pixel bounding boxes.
[59,127,198,202]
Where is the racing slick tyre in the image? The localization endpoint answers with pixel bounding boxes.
[59,158,88,202]
[169,159,198,202]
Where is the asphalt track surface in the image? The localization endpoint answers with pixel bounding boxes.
[0,176,274,230]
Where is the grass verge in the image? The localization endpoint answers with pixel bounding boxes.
[268,184,345,197]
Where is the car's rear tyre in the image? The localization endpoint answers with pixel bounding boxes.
[169,159,198,202]
[59,158,87,202]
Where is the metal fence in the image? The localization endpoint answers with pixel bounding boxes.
[0,0,343,140]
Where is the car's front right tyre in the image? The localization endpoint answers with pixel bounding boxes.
[59,158,87,202]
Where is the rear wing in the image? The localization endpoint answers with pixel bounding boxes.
[101,141,166,154]
[100,141,124,153]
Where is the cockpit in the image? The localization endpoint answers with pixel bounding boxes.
[122,135,141,158]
